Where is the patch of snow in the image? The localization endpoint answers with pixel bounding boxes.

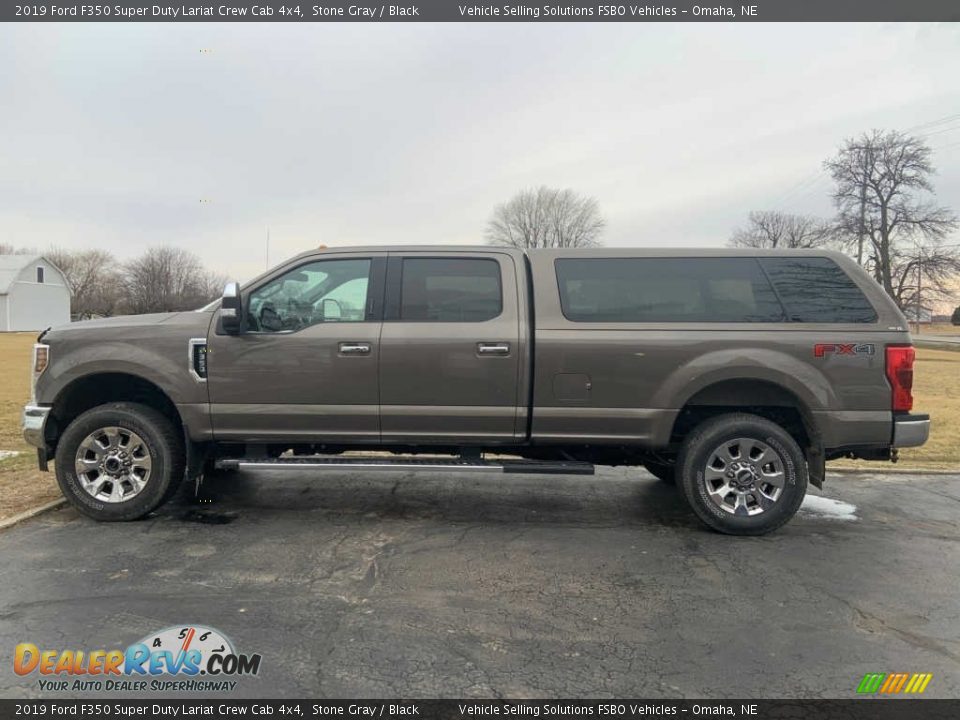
[0,450,21,461]
[800,494,858,521]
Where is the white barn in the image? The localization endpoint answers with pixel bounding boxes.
[0,255,71,331]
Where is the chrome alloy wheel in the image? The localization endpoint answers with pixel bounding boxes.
[702,437,785,516]
[74,426,153,503]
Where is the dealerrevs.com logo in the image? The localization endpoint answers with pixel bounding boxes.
[14,625,262,693]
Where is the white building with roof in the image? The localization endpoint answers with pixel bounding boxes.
[0,255,71,331]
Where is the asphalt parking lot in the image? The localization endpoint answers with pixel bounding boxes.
[1,467,958,699]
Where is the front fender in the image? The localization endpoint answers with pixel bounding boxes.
[40,346,204,407]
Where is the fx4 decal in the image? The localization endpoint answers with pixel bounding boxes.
[814,343,876,358]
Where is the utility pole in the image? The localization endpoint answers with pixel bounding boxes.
[914,244,923,335]
[857,150,868,266]
[266,227,270,270]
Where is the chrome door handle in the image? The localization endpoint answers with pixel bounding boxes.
[477,342,510,355]
[339,342,371,355]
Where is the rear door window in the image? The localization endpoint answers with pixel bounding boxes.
[759,257,877,323]
[400,258,502,322]
[554,258,784,323]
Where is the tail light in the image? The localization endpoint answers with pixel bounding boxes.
[885,345,915,412]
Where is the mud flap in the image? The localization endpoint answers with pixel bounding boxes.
[806,444,825,490]
[182,424,209,486]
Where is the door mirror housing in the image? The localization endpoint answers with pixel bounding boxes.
[321,298,342,321]
[221,282,243,334]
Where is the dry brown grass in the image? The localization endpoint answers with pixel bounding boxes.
[918,323,960,336]
[884,348,960,468]
[0,333,62,521]
[0,331,956,522]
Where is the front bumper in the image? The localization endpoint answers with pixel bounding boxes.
[22,405,51,449]
[892,413,930,448]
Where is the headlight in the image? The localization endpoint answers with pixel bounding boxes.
[31,344,49,403]
[33,344,49,376]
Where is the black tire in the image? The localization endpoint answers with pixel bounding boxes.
[643,460,676,484]
[678,413,807,536]
[54,402,185,521]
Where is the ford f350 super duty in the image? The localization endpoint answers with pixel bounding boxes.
[23,247,929,534]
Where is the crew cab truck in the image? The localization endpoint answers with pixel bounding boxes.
[22,247,929,535]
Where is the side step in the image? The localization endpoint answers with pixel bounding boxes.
[215,456,595,476]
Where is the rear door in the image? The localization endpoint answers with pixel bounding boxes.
[207,252,386,442]
[378,251,524,443]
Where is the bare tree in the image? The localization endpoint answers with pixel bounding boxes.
[485,186,605,249]
[47,248,123,320]
[123,246,226,314]
[889,243,960,315]
[0,243,35,255]
[825,130,959,306]
[729,211,836,249]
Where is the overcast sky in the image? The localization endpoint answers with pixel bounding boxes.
[2,22,959,281]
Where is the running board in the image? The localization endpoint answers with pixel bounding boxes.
[215,456,594,475]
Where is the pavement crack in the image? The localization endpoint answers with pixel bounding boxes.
[823,589,960,663]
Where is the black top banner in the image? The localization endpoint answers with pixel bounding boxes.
[5,0,960,22]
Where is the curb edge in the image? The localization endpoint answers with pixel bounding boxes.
[0,497,67,531]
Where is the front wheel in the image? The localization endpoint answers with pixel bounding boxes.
[54,402,185,521]
[678,413,807,536]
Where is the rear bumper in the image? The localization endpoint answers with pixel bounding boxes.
[892,413,930,448]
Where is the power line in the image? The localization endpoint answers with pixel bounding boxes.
[766,111,960,212]
[771,170,828,207]
[921,126,960,139]
[905,113,960,133]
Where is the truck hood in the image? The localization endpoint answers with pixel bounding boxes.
[42,311,214,341]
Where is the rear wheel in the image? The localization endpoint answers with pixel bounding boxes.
[678,413,807,535]
[55,402,184,521]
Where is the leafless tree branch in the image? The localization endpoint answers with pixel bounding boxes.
[729,211,837,249]
[485,186,605,249]
[824,129,959,307]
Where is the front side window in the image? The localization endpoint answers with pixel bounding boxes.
[555,258,784,323]
[399,258,502,322]
[246,258,371,332]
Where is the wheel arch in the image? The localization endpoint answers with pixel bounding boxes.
[45,372,184,454]
[653,348,835,414]
[670,377,825,489]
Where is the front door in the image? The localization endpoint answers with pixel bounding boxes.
[378,252,523,443]
[207,253,385,443]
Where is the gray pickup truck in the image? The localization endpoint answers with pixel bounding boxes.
[23,246,929,534]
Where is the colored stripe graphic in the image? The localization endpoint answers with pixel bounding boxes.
[857,673,886,693]
[857,672,932,694]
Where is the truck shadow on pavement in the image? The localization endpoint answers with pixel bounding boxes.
[167,467,703,530]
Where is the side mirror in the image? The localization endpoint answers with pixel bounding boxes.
[221,282,243,334]
[321,298,342,321]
